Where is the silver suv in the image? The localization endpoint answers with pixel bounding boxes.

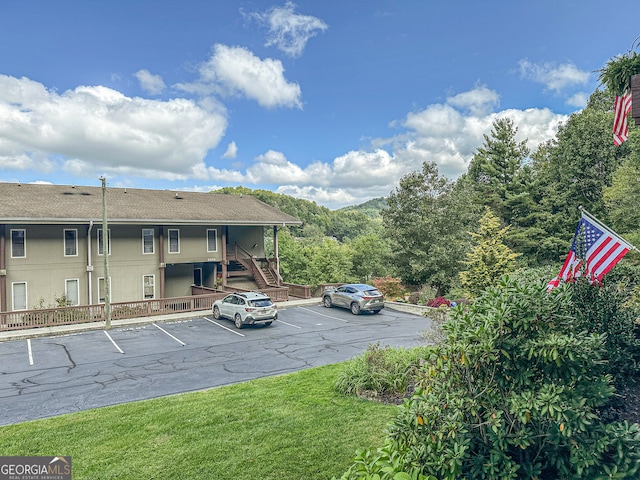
[212,292,277,329]
[322,284,384,315]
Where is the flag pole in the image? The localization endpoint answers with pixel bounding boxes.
[578,205,640,253]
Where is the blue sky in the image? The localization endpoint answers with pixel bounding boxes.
[0,1,637,208]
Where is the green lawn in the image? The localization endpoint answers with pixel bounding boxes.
[0,364,397,480]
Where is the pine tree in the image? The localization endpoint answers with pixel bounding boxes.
[459,208,521,297]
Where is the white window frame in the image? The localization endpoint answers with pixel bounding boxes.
[142,228,155,254]
[97,277,111,304]
[98,228,111,256]
[206,229,218,252]
[143,274,155,300]
[64,229,78,257]
[12,281,27,311]
[11,229,26,258]
[168,229,180,254]
[65,278,80,306]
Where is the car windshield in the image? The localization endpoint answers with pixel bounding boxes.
[249,299,273,307]
[363,289,382,296]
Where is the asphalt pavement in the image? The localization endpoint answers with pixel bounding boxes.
[0,299,433,425]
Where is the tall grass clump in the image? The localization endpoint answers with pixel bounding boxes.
[335,343,430,399]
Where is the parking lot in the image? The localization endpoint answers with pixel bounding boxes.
[0,303,433,425]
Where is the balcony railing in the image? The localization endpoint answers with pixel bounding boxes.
[1,280,314,332]
[0,293,228,332]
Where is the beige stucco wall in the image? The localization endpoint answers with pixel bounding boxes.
[2,223,265,310]
[227,226,265,257]
[5,224,90,309]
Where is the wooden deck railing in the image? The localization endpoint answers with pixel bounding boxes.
[0,292,228,332]
[0,281,315,332]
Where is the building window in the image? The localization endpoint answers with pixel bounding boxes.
[98,229,111,256]
[12,282,27,310]
[65,279,80,306]
[168,229,180,253]
[98,277,111,303]
[11,229,26,258]
[207,229,217,252]
[142,228,154,254]
[143,275,155,299]
[64,229,78,256]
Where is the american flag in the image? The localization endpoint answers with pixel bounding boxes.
[547,214,631,291]
[613,92,632,146]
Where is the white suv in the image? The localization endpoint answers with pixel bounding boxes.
[212,292,277,329]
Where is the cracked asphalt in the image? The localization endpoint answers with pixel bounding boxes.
[0,304,432,425]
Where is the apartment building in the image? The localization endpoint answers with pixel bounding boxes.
[0,183,301,311]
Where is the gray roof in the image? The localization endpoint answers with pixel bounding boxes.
[0,183,302,226]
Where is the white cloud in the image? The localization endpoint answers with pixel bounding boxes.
[134,69,166,95]
[175,44,302,109]
[446,85,500,116]
[0,74,227,179]
[0,74,570,210]
[248,1,328,58]
[566,92,588,108]
[195,85,569,208]
[276,185,356,208]
[518,59,590,92]
[222,141,238,159]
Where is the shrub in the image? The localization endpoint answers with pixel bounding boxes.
[426,296,450,308]
[334,343,430,398]
[567,278,640,391]
[372,276,406,300]
[338,276,640,479]
[407,292,421,305]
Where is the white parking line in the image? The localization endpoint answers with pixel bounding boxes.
[275,319,302,329]
[299,306,349,322]
[204,318,245,336]
[152,323,186,345]
[104,331,124,354]
[27,339,33,365]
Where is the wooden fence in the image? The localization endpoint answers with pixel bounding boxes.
[0,282,315,332]
[0,293,228,332]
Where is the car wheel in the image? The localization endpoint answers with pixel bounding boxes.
[213,306,221,320]
[323,296,332,308]
[264,321,273,327]
[350,302,361,315]
[234,313,244,329]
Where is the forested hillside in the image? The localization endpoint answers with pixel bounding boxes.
[214,89,640,295]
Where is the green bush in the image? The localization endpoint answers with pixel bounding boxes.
[335,343,431,398]
[338,277,640,479]
[567,278,640,392]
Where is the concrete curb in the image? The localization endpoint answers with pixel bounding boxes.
[0,297,322,342]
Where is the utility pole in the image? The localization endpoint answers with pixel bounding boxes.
[100,177,111,330]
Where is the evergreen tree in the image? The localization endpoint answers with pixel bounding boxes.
[459,208,521,297]
[465,117,529,223]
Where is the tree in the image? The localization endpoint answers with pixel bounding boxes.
[306,238,354,285]
[603,151,640,236]
[531,90,631,263]
[465,117,529,223]
[458,208,521,297]
[382,161,479,294]
[349,233,393,282]
[276,228,311,285]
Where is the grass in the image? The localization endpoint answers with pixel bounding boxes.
[0,363,397,480]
